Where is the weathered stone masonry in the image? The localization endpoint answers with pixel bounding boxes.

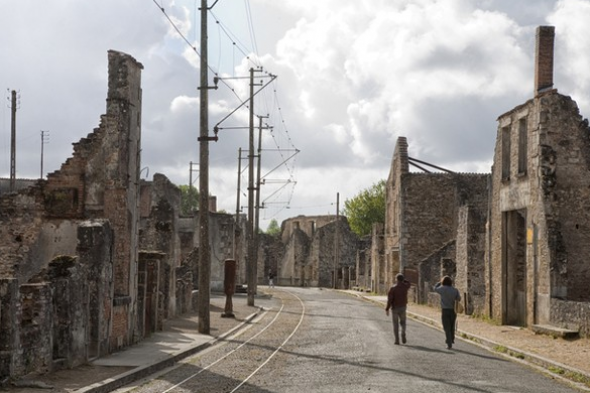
[378,26,590,337]
[0,50,142,379]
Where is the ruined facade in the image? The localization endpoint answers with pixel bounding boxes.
[270,215,360,288]
[0,49,247,381]
[377,26,590,337]
[382,136,490,313]
[0,51,143,378]
[488,26,590,335]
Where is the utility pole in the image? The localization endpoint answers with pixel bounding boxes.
[40,130,49,179]
[197,0,215,335]
[9,90,17,193]
[254,115,269,274]
[234,148,243,283]
[247,67,256,306]
[334,192,340,289]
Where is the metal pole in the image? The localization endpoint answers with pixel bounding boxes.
[197,0,211,334]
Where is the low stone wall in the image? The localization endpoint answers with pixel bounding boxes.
[551,298,590,338]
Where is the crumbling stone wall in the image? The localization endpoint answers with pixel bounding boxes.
[18,282,52,376]
[401,173,460,273]
[139,174,182,322]
[383,137,490,305]
[309,219,358,288]
[77,220,113,360]
[280,228,310,286]
[354,237,371,290]
[489,90,590,333]
[281,215,335,244]
[419,240,456,307]
[383,137,408,288]
[453,175,490,316]
[370,223,386,293]
[275,215,358,288]
[0,279,19,378]
[257,233,284,285]
[0,50,142,379]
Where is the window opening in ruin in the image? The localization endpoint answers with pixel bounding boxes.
[21,298,34,326]
[518,118,528,175]
[502,126,511,181]
[441,258,455,278]
[293,221,299,230]
[311,221,316,235]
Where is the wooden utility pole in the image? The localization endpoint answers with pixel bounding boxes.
[247,67,256,306]
[334,192,340,289]
[9,90,17,193]
[197,0,211,334]
[234,148,243,283]
[254,115,269,271]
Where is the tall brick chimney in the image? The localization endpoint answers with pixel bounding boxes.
[208,196,217,212]
[534,26,555,96]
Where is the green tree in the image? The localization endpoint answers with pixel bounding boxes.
[266,219,281,236]
[179,185,199,215]
[342,179,386,237]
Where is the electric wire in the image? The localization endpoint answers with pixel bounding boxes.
[151,0,298,219]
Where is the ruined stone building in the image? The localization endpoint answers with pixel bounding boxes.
[0,51,143,378]
[488,26,590,335]
[262,215,360,288]
[382,137,490,313]
[378,26,590,337]
[0,50,243,380]
[138,174,240,324]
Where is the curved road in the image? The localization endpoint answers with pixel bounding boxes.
[120,287,582,393]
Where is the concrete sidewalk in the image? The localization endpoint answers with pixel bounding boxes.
[347,290,590,391]
[76,295,267,393]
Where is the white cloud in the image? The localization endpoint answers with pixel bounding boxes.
[548,0,590,111]
[2,0,589,229]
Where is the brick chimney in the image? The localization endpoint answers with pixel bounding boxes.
[208,196,217,212]
[534,26,555,96]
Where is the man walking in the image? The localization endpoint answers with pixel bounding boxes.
[433,276,461,349]
[385,273,411,345]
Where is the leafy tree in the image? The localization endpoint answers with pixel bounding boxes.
[179,185,199,215]
[266,219,281,236]
[342,180,386,237]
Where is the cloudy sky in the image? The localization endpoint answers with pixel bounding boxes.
[2,0,590,230]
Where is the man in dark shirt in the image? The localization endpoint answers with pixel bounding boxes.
[385,273,411,345]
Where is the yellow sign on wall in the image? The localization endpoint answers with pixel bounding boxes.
[527,228,534,244]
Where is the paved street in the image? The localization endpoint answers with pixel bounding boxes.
[116,288,582,393]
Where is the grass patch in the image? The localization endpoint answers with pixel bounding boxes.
[548,366,590,388]
[494,345,508,354]
[493,345,524,359]
[564,371,590,387]
[472,313,501,325]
